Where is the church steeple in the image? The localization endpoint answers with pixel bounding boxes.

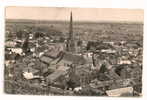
[66,11,75,52]
[69,12,73,40]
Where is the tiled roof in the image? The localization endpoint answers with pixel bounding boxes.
[40,56,53,64]
[61,52,86,65]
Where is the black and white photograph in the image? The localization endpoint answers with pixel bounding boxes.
[4,7,144,97]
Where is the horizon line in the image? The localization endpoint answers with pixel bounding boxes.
[6,18,144,24]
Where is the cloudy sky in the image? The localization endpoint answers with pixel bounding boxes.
[6,7,144,23]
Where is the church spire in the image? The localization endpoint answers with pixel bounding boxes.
[66,11,75,52]
[69,11,73,40]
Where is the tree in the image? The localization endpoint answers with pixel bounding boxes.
[16,30,23,39]
[22,35,29,54]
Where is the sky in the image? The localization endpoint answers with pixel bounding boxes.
[5,7,144,23]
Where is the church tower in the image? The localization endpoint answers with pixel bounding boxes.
[66,12,76,52]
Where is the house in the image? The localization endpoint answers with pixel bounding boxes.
[22,67,40,80]
[60,52,86,65]
[5,41,17,48]
[5,60,15,67]
[106,69,121,80]
[83,52,93,64]
[118,60,131,65]
[46,69,67,83]
[75,64,92,85]
[40,56,54,65]
[7,48,23,55]
[101,49,116,53]
[43,49,61,59]
[106,87,133,97]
